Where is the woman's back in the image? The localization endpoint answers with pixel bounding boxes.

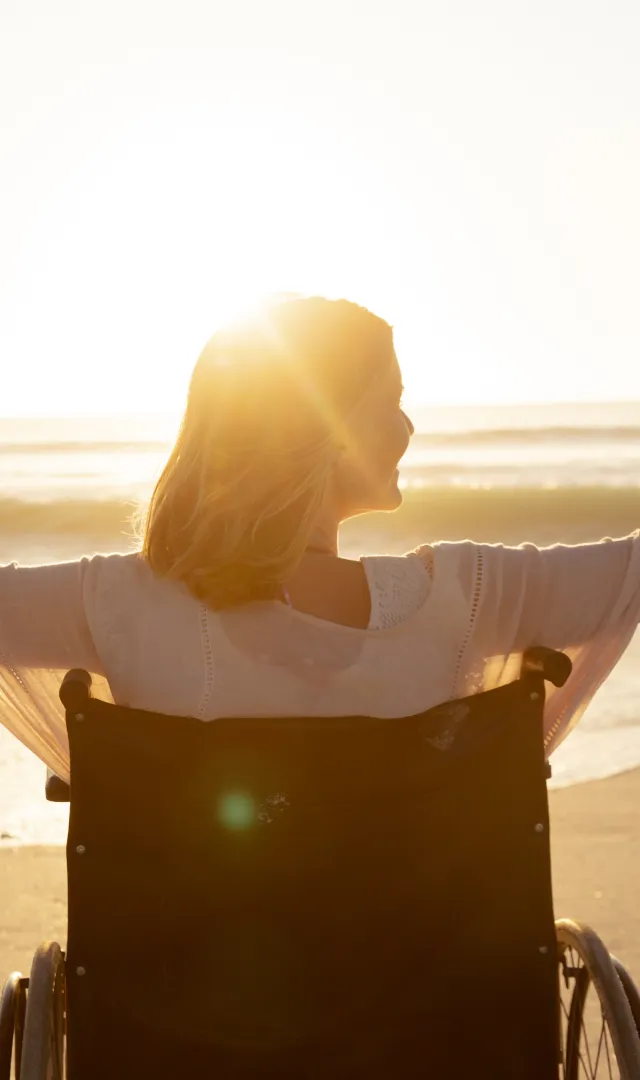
[2,296,640,782]
[3,532,640,785]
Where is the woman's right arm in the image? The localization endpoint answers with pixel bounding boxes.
[0,557,105,672]
[0,556,107,777]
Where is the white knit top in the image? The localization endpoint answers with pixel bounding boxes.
[2,536,640,783]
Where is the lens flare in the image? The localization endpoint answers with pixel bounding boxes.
[217,791,256,830]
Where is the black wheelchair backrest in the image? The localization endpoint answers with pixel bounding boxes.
[56,646,570,1080]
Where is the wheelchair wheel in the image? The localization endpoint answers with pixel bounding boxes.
[20,943,65,1080]
[556,919,640,1079]
[612,957,640,1038]
[0,971,26,1080]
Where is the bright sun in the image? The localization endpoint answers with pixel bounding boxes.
[0,52,521,417]
[4,19,640,417]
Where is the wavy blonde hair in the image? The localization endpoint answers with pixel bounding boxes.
[140,296,394,608]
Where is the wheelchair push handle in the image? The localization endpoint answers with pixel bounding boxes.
[59,668,92,711]
[45,768,71,802]
[520,646,572,688]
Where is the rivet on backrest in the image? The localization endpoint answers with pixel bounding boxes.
[76,844,86,855]
[534,823,544,834]
[76,966,86,976]
[529,692,540,702]
[75,712,85,722]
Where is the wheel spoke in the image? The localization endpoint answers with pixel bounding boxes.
[570,962,595,1079]
[592,1021,605,1077]
[603,1025,614,1079]
[572,958,619,1080]
[579,994,596,1077]
[576,1043,593,1077]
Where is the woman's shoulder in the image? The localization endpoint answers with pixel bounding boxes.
[84,548,148,579]
[361,547,434,629]
[362,540,479,579]
[81,550,200,638]
[82,549,177,601]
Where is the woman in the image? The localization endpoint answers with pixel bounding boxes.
[1,295,640,783]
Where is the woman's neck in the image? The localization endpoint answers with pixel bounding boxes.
[305,524,339,558]
[305,543,338,557]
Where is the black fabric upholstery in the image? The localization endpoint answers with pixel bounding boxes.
[63,672,559,1079]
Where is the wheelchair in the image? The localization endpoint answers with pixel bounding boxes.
[2,647,640,1078]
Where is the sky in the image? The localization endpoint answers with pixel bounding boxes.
[1,0,640,415]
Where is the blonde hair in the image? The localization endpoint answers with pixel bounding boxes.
[140,296,394,608]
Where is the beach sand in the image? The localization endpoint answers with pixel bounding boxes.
[1,769,639,984]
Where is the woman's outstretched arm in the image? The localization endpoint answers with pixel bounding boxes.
[0,556,107,777]
[0,557,105,672]
[430,532,640,753]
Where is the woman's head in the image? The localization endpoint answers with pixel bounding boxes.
[141,296,413,607]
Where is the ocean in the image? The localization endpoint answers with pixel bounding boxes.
[2,400,640,844]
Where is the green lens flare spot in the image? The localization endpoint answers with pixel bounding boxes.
[218,792,255,830]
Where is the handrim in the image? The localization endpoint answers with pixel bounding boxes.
[20,942,65,1080]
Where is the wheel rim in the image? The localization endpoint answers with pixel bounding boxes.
[561,944,624,1079]
[20,943,65,1080]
